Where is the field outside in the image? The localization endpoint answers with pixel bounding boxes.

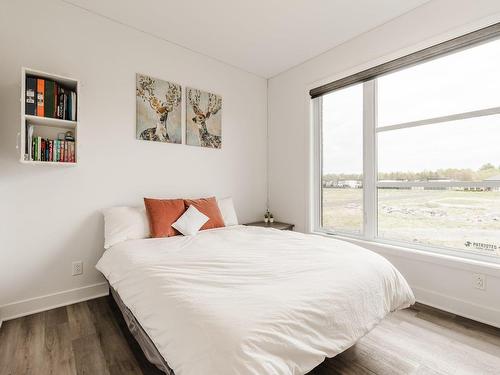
[322,188,500,257]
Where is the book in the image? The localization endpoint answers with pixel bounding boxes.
[32,137,36,161]
[26,134,75,163]
[54,83,59,119]
[56,85,61,119]
[28,75,77,121]
[58,88,65,120]
[44,80,55,118]
[63,91,67,120]
[27,125,34,161]
[71,91,77,121]
[36,79,45,117]
[25,77,36,115]
[41,139,46,161]
[25,123,28,158]
[37,136,41,161]
[66,93,71,121]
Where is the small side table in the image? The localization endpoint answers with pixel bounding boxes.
[244,221,294,231]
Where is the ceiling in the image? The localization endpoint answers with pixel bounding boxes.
[64,0,431,78]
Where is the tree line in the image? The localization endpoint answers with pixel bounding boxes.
[323,164,500,183]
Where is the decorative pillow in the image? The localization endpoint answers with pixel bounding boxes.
[183,197,225,230]
[217,197,238,226]
[172,205,209,236]
[144,198,185,238]
[102,206,150,249]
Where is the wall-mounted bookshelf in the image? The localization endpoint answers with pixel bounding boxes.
[20,67,79,165]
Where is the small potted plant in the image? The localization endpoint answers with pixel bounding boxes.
[264,209,270,223]
[269,213,274,223]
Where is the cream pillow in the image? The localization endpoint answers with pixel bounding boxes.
[102,206,150,249]
[172,205,209,236]
[217,197,238,226]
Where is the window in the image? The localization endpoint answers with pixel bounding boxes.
[321,83,363,234]
[314,25,500,261]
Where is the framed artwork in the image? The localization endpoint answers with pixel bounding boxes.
[186,87,222,149]
[136,73,181,143]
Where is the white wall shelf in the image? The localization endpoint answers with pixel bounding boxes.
[20,67,80,165]
[19,160,77,166]
[25,115,77,129]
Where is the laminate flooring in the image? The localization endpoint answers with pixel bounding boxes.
[1,297,499,375]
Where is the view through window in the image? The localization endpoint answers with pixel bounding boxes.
[320,37,500,259]
[321,83,363,234]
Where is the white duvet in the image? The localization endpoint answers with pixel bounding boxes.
[96,225,414,375]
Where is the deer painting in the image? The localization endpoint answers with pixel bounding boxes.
[187,88,222,149]
[136,74,181,143]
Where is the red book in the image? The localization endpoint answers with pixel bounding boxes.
[36,79,45,117]
[41,139,46,161]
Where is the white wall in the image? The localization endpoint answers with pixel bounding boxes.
[268,0,500,327]
[0,0,267,320]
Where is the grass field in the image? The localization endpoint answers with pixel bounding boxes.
[322,188,500,257]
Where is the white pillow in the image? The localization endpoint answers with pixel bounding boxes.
[102,206,150,249]
[217,197,238,226]
[172,205,209,236]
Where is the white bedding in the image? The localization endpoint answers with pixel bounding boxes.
[96,225,414,375]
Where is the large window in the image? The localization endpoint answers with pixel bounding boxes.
[321,83,363,234]
[315,27,500,261]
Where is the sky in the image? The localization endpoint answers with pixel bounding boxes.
[322,38,500,175]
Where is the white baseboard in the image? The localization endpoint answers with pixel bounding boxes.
[0,282,109,323]
[413,286,500,328]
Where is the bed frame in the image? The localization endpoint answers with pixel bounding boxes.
[108,283,174,374]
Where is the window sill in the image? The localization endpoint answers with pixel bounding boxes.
[312,231,500,276]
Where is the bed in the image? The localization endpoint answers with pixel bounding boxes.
[96,225,415,375]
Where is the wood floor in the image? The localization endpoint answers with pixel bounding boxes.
[1,297,499,375]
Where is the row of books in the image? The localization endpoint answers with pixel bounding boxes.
[29,136,76,163]
[25,76,77,121]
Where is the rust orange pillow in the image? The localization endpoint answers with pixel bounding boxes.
[183,197,225,230]
[144,198,185,238]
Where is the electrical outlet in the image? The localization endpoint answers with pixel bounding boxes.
[72,261,83,276]
[473,273,486,290]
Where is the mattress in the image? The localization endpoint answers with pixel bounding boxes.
[97,225,414,375]
[109,285,173,374]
